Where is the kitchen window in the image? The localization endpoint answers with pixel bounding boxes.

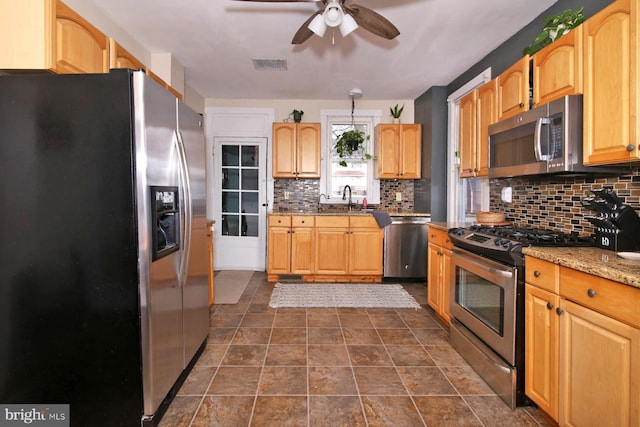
[320,110,381,205]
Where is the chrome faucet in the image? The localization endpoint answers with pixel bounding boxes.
[342,185,354,211]
[318,193,327,212]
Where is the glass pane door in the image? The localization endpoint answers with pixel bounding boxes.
[221,144,260,237]
[455,268,505,336]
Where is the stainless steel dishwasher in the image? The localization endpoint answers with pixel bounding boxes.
[383,216,430,278]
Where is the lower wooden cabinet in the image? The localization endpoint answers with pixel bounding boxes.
[525,256,640,426]
[268,215,383,282]
[426,226,452,324]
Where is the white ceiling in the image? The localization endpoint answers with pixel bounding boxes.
[86,0,557,100]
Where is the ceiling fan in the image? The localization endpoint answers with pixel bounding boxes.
[233,0,400,44]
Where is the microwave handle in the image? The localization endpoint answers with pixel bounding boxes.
[534,117,552,161]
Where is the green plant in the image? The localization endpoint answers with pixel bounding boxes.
[523,7,584,56]
[334,129,372,167]
[390,104,404,119]
[291,109,304,122]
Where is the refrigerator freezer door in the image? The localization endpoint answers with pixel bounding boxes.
[133,72,185,417]
[178,101,210,365]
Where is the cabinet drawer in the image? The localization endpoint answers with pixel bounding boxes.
[428,227,452,249]
[292,216,314,227]
[315,216,349,228]
[269,215,291,227]
[525,256,559,293]
[349,216,378,228]
[560,267,640,328]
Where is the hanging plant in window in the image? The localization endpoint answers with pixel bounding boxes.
[334,93,372,167]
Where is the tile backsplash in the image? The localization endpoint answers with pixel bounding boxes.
[272,179,415,213]
[490,167,640,236]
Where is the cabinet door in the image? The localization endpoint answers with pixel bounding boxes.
[559,298,640,427]
[267,227,291,274]
[376,124,400,178]
[291,227,314,274]
[440,248,451,323]
[532,26,583,107]
[349,229,383,275]
[54,1,109,74]
[498,56,530,120]
[427,242,443,313]
[476,79,498,177]
[296,123,321,178]
[272,123,296,178]
[525,284,559,421]
[109,38,145,70]
[459,90,477,178]
[399,124,421,179]
[583,0,640,165]
[314,228,349,275]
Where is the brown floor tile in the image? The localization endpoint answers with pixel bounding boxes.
[396,366,457,395]
[221,344,267,366]
[308,366,358,395]
[308,327,344,344]
[376,328,420,345]
[426,345,470,366]
[440,366,496,395]
[240,313,274,328]
[413,328,451,346]
[191,396,254,427]
[352,367,407,395]
[309,395,366,426]
[399,311,442,328]
[347,345,393,366]
[195,344,228,367]
[158,396,201,427]
[258,366,307,395]
[339,314,374,328]
[368,313,407,328]
[342,327,383,345]
[361,395,425,426]
[264,344,306,366]
[251,396,307,426]
[385,345,436,366]
[232,327,272,345]
[207,366,261,395]
[269,327,306,344]
[273,313,306,327]
[178,366,216,395]
[307,313,341,328]
[465,395,540,426]
[207,327,236,344]
[413,395,483,426]
[209,314,243,328]
[308,344,350,366]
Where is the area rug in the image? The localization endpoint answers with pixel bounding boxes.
[214,270,254,304]
[268,283,421,309]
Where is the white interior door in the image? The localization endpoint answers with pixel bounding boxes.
[213,137,267,270]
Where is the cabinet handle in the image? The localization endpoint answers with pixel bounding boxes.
[556,307,564,315]
[587,288,596,298]
[519,102,525,108]
[534,270,541,277]
[627,144,635,152]
[546,302,554,310]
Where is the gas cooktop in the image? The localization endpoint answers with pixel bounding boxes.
[448,224,595,266]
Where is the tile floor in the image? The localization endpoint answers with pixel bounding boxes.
[159,272,552,426]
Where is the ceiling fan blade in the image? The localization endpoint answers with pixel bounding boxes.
[291,10,322,44]
[344,4,400,40]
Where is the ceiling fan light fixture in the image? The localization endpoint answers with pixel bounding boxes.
[339,14,358,37]
[308,14,327,37]
[323,2,343,27]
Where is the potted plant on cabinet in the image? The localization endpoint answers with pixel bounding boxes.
[390,104,404,123]
[522,7,584,55]
[291,109,304,123]
[334,129,372,167]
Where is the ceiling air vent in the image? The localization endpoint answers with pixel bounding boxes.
[252,59,288,71]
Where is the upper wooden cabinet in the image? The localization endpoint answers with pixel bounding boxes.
[374,124,421,179]
[532,25,583,107]
[0,0,109,74]
[583,0,640,165]
[459,78,497,178]
[497,56,530,121]
[272,123,321,178]
[109,38,145,71]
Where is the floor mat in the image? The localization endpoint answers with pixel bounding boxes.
[214,270,254,304]
[268,283,421,309]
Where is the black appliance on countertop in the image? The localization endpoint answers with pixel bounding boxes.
[446,224,595,409]
[581,188,640,252]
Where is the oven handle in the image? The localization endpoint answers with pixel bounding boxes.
[451,248,517,287]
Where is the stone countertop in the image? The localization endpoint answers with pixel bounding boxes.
[427,221,472,231]
[523,247,640,289]
[269,211,431,217]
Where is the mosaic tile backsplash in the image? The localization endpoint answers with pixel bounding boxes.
[490,167,640,236]
[272,179,415,213]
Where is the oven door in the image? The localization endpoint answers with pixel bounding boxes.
[450,248,518,364]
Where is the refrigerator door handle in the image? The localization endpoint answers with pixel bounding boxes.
[174,130,192,287]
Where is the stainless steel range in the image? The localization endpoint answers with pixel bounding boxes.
[447,225,594,409]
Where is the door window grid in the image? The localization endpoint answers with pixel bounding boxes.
[221,144,260,236]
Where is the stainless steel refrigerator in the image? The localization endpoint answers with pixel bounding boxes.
[0,70,209,426]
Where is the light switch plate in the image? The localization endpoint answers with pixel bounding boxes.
[501,187,512,203]
[395,192,402,201]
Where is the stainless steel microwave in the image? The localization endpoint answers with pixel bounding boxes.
[488,95,616,178]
